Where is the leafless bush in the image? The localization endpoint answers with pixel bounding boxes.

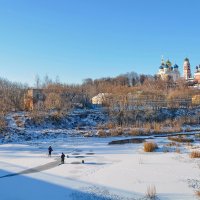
[195,190,200,198]
[141,120,182,134]
[152,123,162,133]
[146,185,157,199]
[97,130,107,137]
[129,128,150,136]
[166,142,180,147]
[190,151,200,158]
[0,115,7,131]
[144,142,158,152]
[96,124,106,129]
[28,111,46,125]
[0,78,27,113]
[110,128,123,136]
[168,136,193,143]
[15,119,24,128]
[175,148,181,153]
[106,123,116,129]
[13,115,20,121]
[49,111,64,122]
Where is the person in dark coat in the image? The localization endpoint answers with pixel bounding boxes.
[61,152,65,164]
[48,146,53,157]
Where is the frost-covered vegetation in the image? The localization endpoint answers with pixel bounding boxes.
[0,73,200,142]
[143,142,158,152]
[0,75,200,200]
[0,134,200,200]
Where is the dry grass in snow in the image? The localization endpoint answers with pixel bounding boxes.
[144,142,158,152]
[146,185,157,199]
[190,151,200,158]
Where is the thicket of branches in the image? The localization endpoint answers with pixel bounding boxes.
[0,78,28,113]
[0,78,28,130]
[34,75,91,112]
[18,73,200,126]
[82,72,200,126]
[0,71,199,129]
[33,73,152,114]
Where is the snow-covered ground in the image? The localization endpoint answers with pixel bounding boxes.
[1,108,107,143]
[0,136,200,200]
[0,109,200,199]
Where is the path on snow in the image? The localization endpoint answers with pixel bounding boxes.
[0,158,61,179]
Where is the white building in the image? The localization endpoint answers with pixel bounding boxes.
[92,93,109,105]
[183,58,192,80]
[157,58,180,81]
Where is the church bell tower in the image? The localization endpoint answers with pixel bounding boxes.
[183,58,191,80]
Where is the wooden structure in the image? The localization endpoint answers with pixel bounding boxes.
[24,89,45,111]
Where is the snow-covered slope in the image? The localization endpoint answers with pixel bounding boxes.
[2,107,108,143]
[0,136,199,200]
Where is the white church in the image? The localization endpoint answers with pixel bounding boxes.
[157,57,181,81]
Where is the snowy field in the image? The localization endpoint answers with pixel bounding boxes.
[0,136,200,200]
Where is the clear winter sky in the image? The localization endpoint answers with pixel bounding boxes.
[0,0,200,85]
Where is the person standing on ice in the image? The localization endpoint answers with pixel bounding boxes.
[61,152,65,164]
[48,146,53,157]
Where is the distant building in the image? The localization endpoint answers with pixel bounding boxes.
[183,58,192,80]
[92,93,109,105]
[157,58,180,81]
[24,89,45,111]
[182,58,200,85]
[194,65,200,84]
[157,57,200,86]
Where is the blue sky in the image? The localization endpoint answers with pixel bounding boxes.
[0,0,200,85]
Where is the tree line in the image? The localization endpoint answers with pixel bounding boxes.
[0,72,199,129]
